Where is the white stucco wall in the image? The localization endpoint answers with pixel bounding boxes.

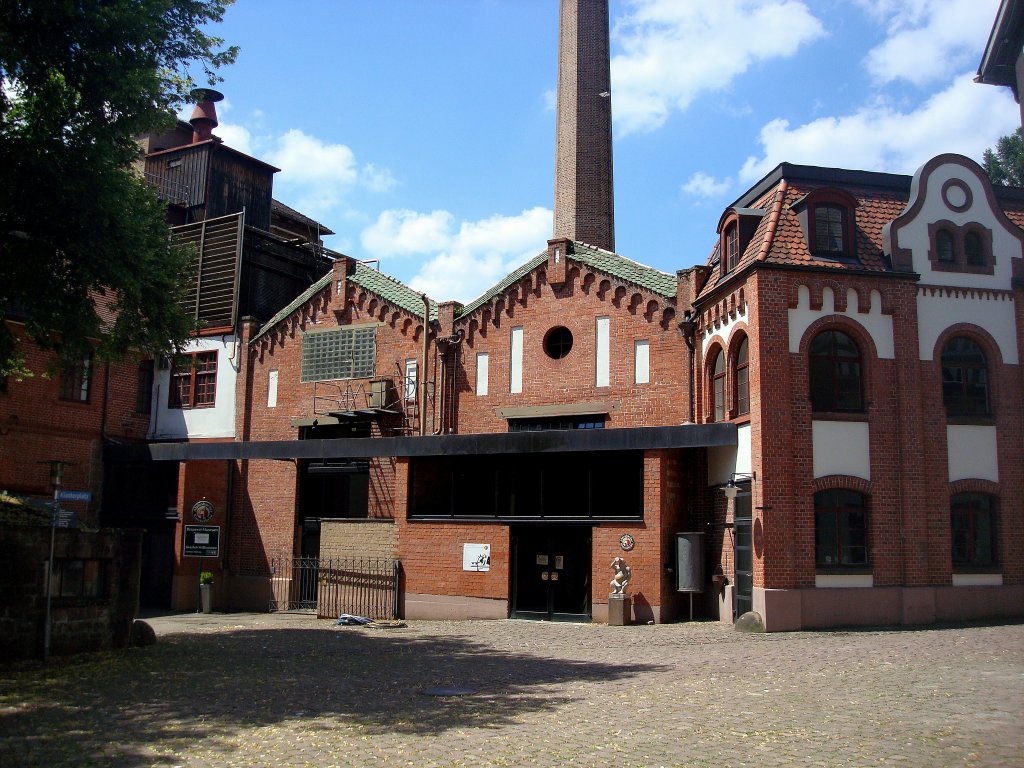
[946,424,998,483]
[812,420,870,480]
[707,423,752,486]
[788,285,894,358]
[916,289,1017,363]
[149,335,239,440]
[701,301,748,347]
[890,161,1022,290]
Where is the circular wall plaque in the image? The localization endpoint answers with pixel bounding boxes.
[619,534,635,551]
[192,500,214,523]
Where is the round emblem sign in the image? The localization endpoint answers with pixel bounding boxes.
[192,500,215,523]
[619,534,636,552]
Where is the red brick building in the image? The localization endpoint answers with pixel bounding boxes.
[102,0,1024,629]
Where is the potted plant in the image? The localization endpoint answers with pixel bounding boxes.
[199,571,214,614]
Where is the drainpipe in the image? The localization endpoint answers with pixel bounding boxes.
[678,312,697,423]
[420,294,430,436]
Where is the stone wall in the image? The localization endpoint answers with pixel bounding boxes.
[319,518,397,560]
[0,525,143,660]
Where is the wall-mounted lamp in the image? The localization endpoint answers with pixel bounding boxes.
[721,472,755,501]
[38,460,70,490]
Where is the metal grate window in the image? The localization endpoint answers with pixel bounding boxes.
[302,326,377,382]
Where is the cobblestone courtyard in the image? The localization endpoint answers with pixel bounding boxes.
[1,613,1021,767]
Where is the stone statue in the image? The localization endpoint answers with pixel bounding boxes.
[610,557,632,595]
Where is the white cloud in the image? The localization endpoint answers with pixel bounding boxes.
[213,123,254,155]
[200,126,397,220]
[361,207,552,303]
[611,0,826,135]
[361,163,398,193]
[682,172,732,198]
[267,128,359,187]
[361,210,454,257]
[863,0,1000,87]
[738,74,1019,183]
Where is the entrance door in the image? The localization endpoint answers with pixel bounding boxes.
[511,526,591,621]
[733,487,753,618]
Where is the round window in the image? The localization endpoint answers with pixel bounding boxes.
[543,326,573,359]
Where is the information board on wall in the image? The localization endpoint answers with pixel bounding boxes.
[463,543,491,572]
[184,525,221,557]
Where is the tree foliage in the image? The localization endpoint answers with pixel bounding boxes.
[982,127,1024,188]
[0,0,238,377]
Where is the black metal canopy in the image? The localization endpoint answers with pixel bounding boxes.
[106,423,736,463]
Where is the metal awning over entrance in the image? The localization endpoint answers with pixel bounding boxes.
[106,423,737,463]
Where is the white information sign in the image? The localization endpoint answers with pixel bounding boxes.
[463,543,491,572]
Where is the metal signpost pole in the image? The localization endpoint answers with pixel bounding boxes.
[43,484,60,662]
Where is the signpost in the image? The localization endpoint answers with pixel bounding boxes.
[43,469,87,661]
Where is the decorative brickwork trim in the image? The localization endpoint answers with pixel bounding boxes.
[948,478,1001,497]
[812,475,872,495]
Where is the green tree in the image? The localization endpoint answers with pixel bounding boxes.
[0,0,238,377]
[982,127,1024,187]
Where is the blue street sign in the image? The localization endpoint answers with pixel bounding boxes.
[55,490,92,503]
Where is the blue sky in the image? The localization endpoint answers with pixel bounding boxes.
[193,0,1019,304]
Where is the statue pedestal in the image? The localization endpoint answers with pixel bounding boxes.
[608,593,631,626]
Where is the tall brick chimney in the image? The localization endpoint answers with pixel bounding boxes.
[553,0,615,253]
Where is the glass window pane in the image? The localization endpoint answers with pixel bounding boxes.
[936,229,955,262]
[964,232,983,265]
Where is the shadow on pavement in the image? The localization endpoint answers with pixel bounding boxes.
[0,623,667,766]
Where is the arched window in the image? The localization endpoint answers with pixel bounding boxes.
[725,223,740,273]
[941,336,989,418]
[809,329,862,412]
[951,493,996,567]
[734,336,749,416]
[964,231,984,265]
[813,205,846,254]
[814,489,868,567]
[935,229,956,262]
[712,349,726,422]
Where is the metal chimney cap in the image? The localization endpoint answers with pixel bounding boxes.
[189,87,224,103]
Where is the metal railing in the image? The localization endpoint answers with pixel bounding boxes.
[269,556,400,619]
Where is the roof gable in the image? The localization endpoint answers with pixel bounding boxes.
[456,242,676,320]
[251,260,437,344]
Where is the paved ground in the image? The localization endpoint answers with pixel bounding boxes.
[0,613,1021,768]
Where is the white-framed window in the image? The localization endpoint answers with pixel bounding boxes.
[476,352,489,396]
[510,327,523,394]
[634,340,650,384]
[596,317,610,387]
[404,359,418,401]
[267,369,278,408]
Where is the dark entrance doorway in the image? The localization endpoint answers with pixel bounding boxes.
[511,526,591,621]
[100,459,179,609]
[733,486,753,619]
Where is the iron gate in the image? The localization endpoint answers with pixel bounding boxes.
[269,557,400,619]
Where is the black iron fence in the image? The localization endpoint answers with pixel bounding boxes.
[269,557,400,620]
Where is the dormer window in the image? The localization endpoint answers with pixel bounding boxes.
[716,207,766,277]
[814,205,845,254]
[725,224,740,272]
[792,188,858,261]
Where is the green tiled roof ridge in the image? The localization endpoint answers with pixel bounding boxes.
[252,270,332,343]
[456,242,677,319]
[457,251,548,317]
[572,242,677,296]
[350,261,438,320]
[252,261,438,344]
